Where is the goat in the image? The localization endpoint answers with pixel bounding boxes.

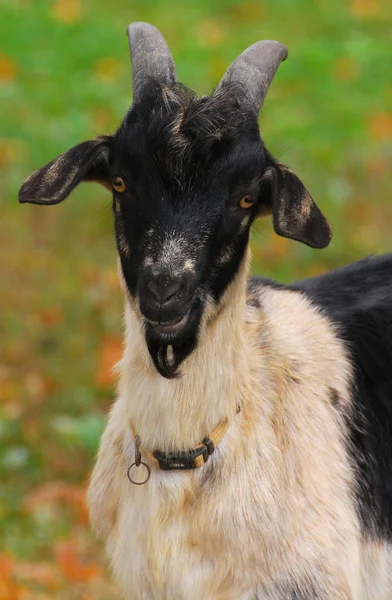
[19,21,392,600]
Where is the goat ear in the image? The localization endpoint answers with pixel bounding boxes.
[19,135,113,205]
[259,163,332,249]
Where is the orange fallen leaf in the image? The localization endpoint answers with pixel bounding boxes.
[0,55,18,82]
[368,112,392,141]
[13,562,61,591]
[0,379,19,404]
[96,335,123,386]
[350,0,381,18]
[50,0,81,24]
[55,542,100,583]
[0,555,25,600]
[24,481,88,523]
[0,554,13,578]
[38,307,63,326]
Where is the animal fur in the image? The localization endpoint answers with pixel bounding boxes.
[88,251,392,599]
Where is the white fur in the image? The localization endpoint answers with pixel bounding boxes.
[88,251,392,599]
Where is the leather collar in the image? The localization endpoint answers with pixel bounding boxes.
[130,417,231,471]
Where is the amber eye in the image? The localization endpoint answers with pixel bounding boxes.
[112,177,126,193]
[239,195,254,209]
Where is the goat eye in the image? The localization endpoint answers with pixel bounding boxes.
[112,177,126,193]
[239,195,254,209]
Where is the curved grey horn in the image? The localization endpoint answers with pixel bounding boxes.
[215,40,288,113]
[126,22,176,100]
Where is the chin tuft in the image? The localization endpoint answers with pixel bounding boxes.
[146,330,198,379]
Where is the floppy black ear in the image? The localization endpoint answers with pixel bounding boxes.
[260,162,332,249]
[19,135,114,205]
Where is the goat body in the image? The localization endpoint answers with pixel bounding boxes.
[88,253,392,599]
[19,22,392,600]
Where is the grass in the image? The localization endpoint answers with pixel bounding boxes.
[0,0,391,597]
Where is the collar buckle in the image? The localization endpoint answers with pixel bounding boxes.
[153,441,210,470]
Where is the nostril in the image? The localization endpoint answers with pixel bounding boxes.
[146,278,183,304]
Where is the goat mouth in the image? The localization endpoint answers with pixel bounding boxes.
[146,310,190,335]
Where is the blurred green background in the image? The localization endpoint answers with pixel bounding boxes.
[0,0,391,597]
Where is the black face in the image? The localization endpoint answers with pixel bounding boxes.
[111,84,266,376]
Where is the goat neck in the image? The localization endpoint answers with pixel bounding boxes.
[118,251,251,454]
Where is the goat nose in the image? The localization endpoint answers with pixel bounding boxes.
[146,278,183,304]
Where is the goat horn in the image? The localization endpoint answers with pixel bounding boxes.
[126,22,176,100]
[215,40,288,113]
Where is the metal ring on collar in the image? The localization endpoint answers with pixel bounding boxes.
[127,461,151,485]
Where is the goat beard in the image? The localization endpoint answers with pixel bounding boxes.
[146,328,198,379]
